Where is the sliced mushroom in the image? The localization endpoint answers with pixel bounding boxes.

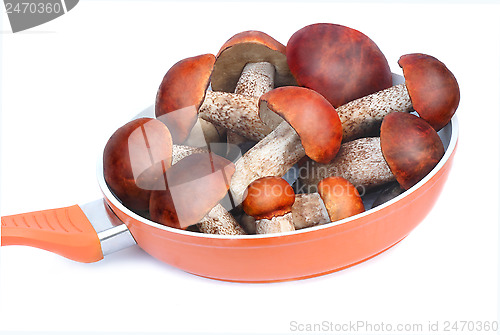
[242,176,295,234]
[229,86,343,205]
[299,112,445,193]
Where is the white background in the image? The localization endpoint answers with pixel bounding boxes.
[0,1,498,334]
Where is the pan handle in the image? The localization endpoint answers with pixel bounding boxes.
[1,205,103,263]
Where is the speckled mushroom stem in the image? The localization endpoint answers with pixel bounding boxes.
[230,121,305,205]
[235,62,276,97]
[199,91,272,141]
[255,212,295,234]
[292,193,330,229]
[198,203,245,235]
[225,62,276,146]
[337,84,413,142]
[172,144,208,164]
[297,137,395,194]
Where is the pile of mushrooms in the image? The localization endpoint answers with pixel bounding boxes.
[103,23,460,235]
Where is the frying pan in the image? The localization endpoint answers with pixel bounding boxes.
[1,75,459,283]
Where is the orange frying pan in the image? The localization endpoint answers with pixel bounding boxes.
[1,76,459,283]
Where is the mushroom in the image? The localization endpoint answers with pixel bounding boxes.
[229,86,343,205]
[286,23,393,108]
[211,31,296,145]
[242,176,295,234]
[211,30,296,98]
[334,53,460,141]
[241,176,364,232]
[149,152,244,235]
[156,54,272,142]
[298,112,445,193]
[103,118,173,212]
[292,177,365,229]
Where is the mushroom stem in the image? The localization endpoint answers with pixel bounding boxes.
[199,91,271,141]
[197,203,245,235]
[297,137,395,194]
[226,61,276,146]
[172,144,208,164]
[230,121,305,205]
[255,212,295,234]
[292,193,330,229]
[337,84,413,142]
[235,62,276,97]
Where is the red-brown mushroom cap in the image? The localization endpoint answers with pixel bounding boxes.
[155,54,215,143]
[317,176,365,222]
[149,152,235,229]
[380,112,445,190]
[242,176,295,220]
[259,86,342,164]
[399,53,460,131]
[211,30,296,93]
[103,118,173,211]
[286,23,392,108]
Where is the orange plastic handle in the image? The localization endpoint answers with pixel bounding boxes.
[1,205,103,263]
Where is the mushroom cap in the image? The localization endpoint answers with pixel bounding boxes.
[149,152,235,229]
[317,176,365,222]
[155,54,215,143]
[211,30,296,93]
[242,176,295,220]
[103,118,173,211]
[286,23,392,108]
[259,86,342,164]
[380,112,445,190]
[399,53,460,131]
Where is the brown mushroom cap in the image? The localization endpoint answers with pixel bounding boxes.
[286,23,392,108]
[155,54,215,143]
[211,30,296,93]
[380,112,445,190]
[103,118,173,211]
[242,176,295,220]
[149,152,235,229]
[259,86,342,164]
[399,53,460,131]
[317,176,365,222]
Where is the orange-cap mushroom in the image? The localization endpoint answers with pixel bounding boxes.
[286,23,392,108]
[155,54,214,144]
[149,152,236,230]
[103,118,173,212]
[333,53,460,142]
[242,176,295,234]
[298,112,445,193]
[155,54,273,142]
[292,177,364,229]
[399,53,460,131]
[317,177,365,222]
[211,30,296,96]
[229,86,342,205]
[380,112,444,189]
